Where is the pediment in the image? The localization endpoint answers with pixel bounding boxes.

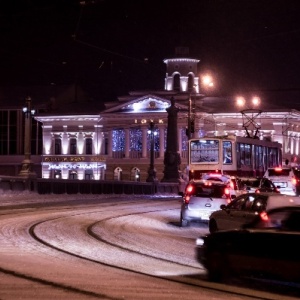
[102,94,187,114]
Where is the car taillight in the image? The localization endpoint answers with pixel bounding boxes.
[184,195,190,204]
[224,188,231,203]
[204,181,212,186]
[260,211,269,221]
[292,178,297,185]
[275,188,280,193]
[255,189,260,193]
[229,181,234,189]
[186,184,194,193]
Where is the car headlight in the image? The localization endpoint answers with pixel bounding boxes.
[196,237,205,246]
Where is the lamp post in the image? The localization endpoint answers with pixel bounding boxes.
[236,96,262,139]
[19,96,36,177]
[146,121,158,182]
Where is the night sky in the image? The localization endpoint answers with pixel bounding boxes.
[1,0,300,103]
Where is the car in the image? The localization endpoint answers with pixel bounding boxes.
[202,172,246,198]
[180,179,232,227]
[196,206,300,283]
[208,192,300,233]
[264,167,300,196]
[239,177,280,193]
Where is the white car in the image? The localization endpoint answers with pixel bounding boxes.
[180,180,232,227]
[208,192,300,233]
[264,167,299,195]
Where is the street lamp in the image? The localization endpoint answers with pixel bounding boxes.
[146,121,158,182]
[19,96,36,177]
[236,96,262,139]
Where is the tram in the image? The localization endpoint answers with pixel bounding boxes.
[188,136,282,180]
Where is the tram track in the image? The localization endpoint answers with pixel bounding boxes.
[0,197,298,300]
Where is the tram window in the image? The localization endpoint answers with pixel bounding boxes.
[239,143,251,166]
[190,139,219,163]
[223,141,232,164]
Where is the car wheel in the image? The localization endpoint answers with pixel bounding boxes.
[206,250,229,282]
[180,216,189,227]
[209,219,218,233]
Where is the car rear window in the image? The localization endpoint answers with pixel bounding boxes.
[242,179,260,188]
[194,184,225,198]
[268,169,291,176]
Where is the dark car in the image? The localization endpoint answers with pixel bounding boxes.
[239,177,280,193]
[196,206,300,283]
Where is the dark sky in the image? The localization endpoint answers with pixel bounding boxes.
[1,0,300,102]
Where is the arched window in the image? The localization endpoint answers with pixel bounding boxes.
[187,74,195,93]
[114,167,122,181]
[131,167,140,181]
[173,74,180,91]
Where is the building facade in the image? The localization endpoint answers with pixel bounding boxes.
[1,50,300,180]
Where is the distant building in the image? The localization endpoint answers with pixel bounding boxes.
[1,48,300,180]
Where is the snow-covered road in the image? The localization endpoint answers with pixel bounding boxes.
[0,191,295,300]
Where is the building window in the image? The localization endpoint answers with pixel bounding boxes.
[70,138,77,155]
[54,139,61,155]
[112,129,125,151]
[69,170,77,179]
[86,138,93,154]
[85,169,93,180]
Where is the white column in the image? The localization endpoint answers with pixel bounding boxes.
[124,128,130,158]
[142,127,147,158]
[159,126,165,158]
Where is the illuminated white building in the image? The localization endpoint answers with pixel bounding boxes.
[2,49,299,180]
[32,48,300,181]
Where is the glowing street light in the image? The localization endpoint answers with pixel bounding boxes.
[201,74,214,88]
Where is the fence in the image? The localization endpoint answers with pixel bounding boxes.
[0,176,180,195]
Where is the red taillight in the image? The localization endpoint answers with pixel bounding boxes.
[204,181,212,186]
[275,167,282,172]
[184,195,190,204]
[186,184,194,193]
[224,188,231,203]
[255,189,260,193]
[275,188,280,193]
[292,178,297,185]
[260,211,269,221]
